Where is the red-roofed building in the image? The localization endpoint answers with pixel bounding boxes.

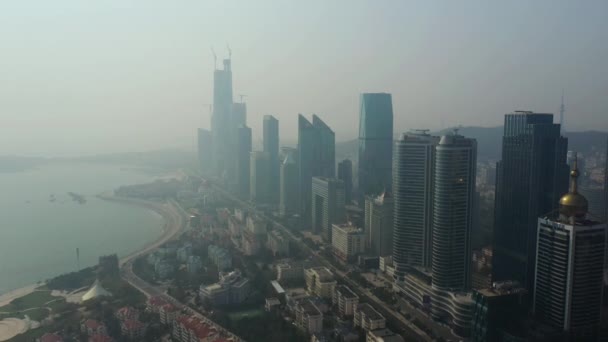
[81,319,108,336]
[115,306,139,321]
[147,296,168,313]
[173,315,219,342]
[37,333,63,342]
[159,303,179,325]
[87,334,114,342]
[120,319,146,339]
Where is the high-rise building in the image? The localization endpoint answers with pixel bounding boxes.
[231,102,247,128]
[364,191,394,257]
[280,150,298,217]
[337,159,353,204]
[432,133,477,290]
[471,282,527,342]
[533,158,606,340]
[229,102,247,187]
[493,111,569,294]
[263,115,280,203]
[604,137,608,222]
[250,151,270,203]
[311,177,345,242]
[431,133,477,335]
[211,58,234,179]
[298,115,335,223]
[197,128,213,175]
[236,126,252,197]
[331,223,365,261]
[358,93,394,198]
[392,131,438,280]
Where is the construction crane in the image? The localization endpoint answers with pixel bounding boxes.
[211,47,217,69]
[238,94,247,103]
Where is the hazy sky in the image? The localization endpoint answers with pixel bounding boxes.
[2,1,607,156]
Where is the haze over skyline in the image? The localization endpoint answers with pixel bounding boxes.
[2,0,607,156]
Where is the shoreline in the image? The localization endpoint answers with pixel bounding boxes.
[96,193,186,266]
[0,194,186,306]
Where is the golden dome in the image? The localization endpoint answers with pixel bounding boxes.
[559,193,588,218]
[558,152,588,219]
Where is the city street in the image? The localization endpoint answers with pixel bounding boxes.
[204,178,460,342]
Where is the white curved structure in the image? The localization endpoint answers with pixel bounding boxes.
[82,280,112,302]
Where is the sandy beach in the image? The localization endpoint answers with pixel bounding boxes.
[0,284,42,308]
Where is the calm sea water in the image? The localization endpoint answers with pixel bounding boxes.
[0,162,164,293]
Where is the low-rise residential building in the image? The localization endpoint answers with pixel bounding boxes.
[366,328,404,342]
[276,262,303,284]
[146,296,167,313]
[38,333,63,342]
[115,306,139,321]
[331,223,365,262]
[120,319,146,339]
[241,215,268,256]
[81,319,108,337]
[88,334,114,342]
[177,244,193,262]
[199,270,250,306]
[159,303,179,325]
[267,230,290,257]
[354,303,386,331]
[295,299,323,334]
[154,259,175,279]
[265,297,281,311]
[208,245,232,271]
[173,316,218,342]
[187,255,202,274]
[333,285,359,317]
[305,267,337,299]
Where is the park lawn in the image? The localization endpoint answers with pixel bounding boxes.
[227,308,264,321]
[0,290,56,312]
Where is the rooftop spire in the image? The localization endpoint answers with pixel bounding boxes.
[559,152,588,219]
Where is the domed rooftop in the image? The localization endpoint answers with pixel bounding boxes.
[559,153,588,219]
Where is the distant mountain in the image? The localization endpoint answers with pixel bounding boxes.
[563,131,608,154]
[336,127,608,162]
[0,155,47,173]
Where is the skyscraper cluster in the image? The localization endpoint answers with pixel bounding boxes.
[197,59,607,340]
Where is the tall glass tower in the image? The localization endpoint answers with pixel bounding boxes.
[493,112,569,294]
[236,125,252,197]
[264,115,279,203]
[337,159,353,204]
[280,151,298,217]
[392,131,438,280]
[211,59,233,179]
[431,133,477,292]
[358,93,393,198]
[298,114,335,225]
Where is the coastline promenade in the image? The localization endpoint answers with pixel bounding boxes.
[101,194,244,342]
[96,194,186,266]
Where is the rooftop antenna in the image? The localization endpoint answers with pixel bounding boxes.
[227,45,232,59]
[211,47,217,69]
[559,89,565,133]
[238,94,247,103]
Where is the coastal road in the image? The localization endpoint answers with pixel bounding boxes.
[204,179,439,342]
[98,194,186,267]
[109,196,243,341]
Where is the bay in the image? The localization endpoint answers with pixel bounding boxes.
[0,162,164,293]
